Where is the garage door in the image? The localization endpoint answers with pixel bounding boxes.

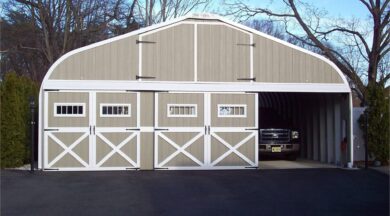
[154,92,258,170]
[43,90,140,171]
[209,93,258,168]
[94,92,140,170]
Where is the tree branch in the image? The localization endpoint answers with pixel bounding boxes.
[224,0,294,21]
[316,27,371,57]
[359,0,373,13]
[287,0,366,92]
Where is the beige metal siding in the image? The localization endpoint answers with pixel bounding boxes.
[197,24,251,82]
[48,92,89,128]
[49,35,138,80]
[253,34,343,83]
[157,93,204,127]
[95,92,137,128]
[210,93,255,127]
[140,132,154,170]
[48,18,344,84]
[140,92,154,127]
[141,24,194,81]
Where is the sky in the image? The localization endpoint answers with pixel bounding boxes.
[242,0,370,19]
[0,0,371,21]
[215,0,373,45]
[307,0,369,18]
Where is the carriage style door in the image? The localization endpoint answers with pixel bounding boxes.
[154,92,258,170]
[43,91,140,171]
[93,92,140,170]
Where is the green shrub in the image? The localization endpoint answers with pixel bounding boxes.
[0,72,38,168]
[359,83,390,164]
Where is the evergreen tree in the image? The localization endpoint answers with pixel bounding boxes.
[359,83,390,164]
[0,72,38,168]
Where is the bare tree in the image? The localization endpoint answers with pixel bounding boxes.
[1,0,211,81]
[1,0,139,82]
[136,0,211,26]
[224,0,390,98]
[246,19,286,40]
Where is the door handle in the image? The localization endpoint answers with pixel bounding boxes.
[93,126,95,135]
[208,125,211,135]
[205,126,207,134]
[89,126,92,135]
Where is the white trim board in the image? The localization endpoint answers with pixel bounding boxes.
[43,80,350,93]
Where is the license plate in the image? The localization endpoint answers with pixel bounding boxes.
[271,147,281,152]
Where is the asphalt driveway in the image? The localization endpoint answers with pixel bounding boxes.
[1,169,389,216]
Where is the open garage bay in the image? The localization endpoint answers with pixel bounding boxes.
[258,92,351,168]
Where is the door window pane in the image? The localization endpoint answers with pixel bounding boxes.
[218,105,247,117]
[100,104,131,117]
[167,104,197,117]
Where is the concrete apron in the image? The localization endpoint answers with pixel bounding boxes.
[259,159,338,169]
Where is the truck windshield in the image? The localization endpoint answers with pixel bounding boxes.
[259,108,291,129]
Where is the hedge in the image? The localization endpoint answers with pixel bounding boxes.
[0,72,38,168]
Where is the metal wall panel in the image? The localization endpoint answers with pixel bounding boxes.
[197,24,251,82]
[48,18,344,84]
[140,132,154,170]
[141,24,194,81]
[253,35,344,83]
[49,35,138,80]
[140,92,154,127]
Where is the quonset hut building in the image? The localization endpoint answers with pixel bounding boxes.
[38,14,353,171]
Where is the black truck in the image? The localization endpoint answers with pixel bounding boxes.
[259,108,300,160]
